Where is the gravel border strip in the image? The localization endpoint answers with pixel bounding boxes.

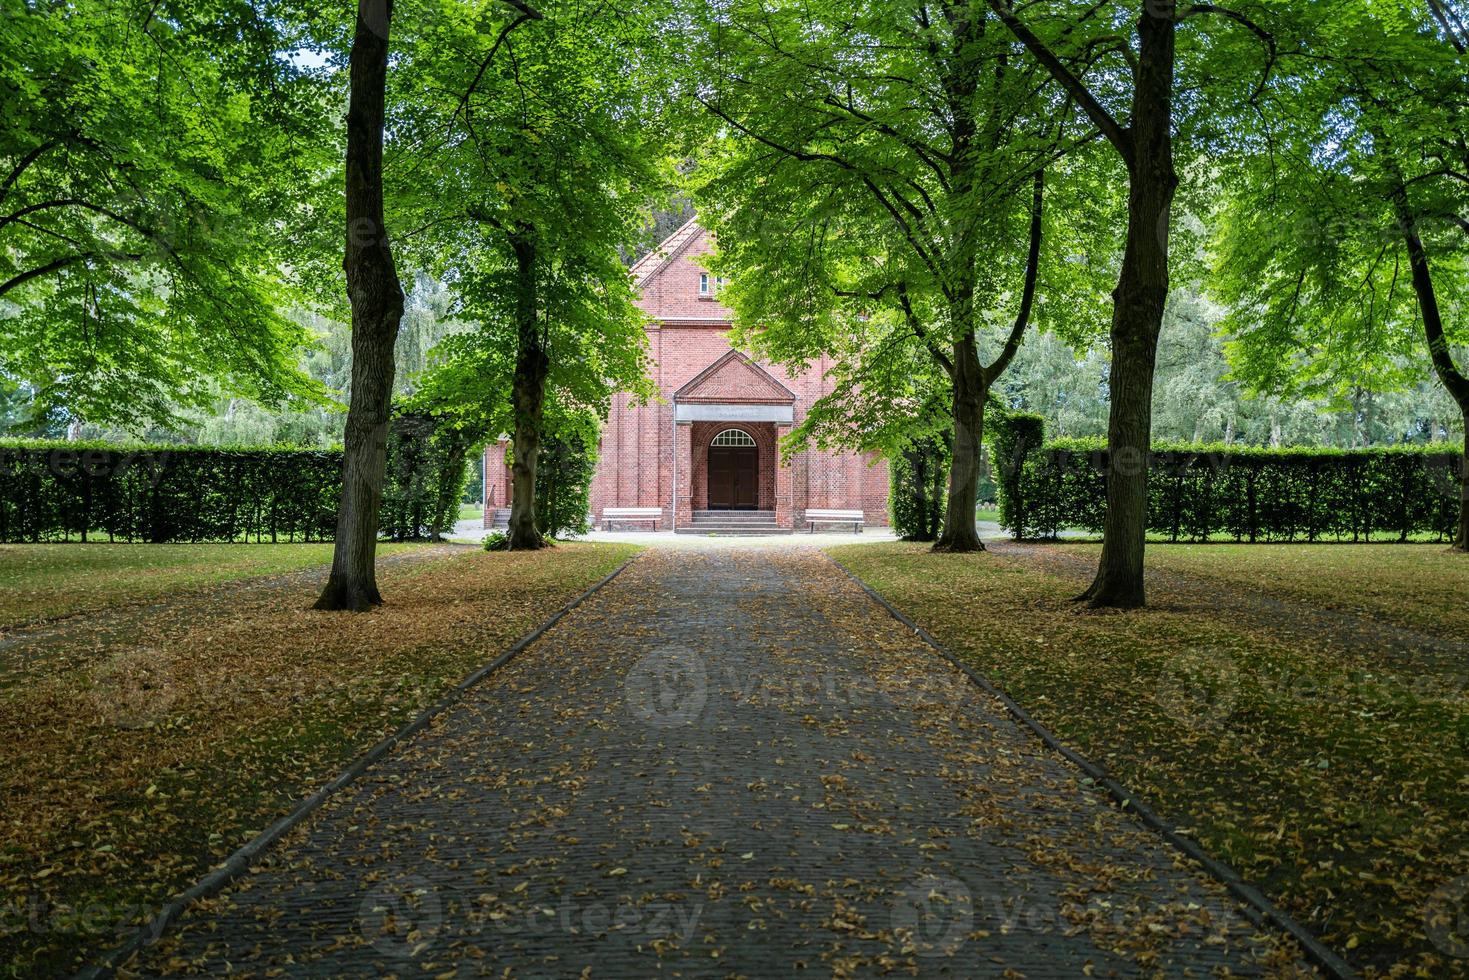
[74,551,643,979]
[822,551,1358,980]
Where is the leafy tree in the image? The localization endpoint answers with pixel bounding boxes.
[996,284,1463,450]
[314,0,412,610]
[1211,1,1469,551]
[391,0,669,549]
[987,0,1278,605]
[690,0,1113,552]
[0,0,329,431]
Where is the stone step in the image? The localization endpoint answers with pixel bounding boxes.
[486,508,512,529]
[683,515,781,524]
[691,510,776,520]
[675,526,793,536]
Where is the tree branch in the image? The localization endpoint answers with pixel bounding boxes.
[0,250,146,300]
[984,0,1132,167]
[897,284,955,377]
[1181,4,1278,102]
[983,169,1045,384]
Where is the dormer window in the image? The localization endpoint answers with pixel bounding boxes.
[698,273,727,296]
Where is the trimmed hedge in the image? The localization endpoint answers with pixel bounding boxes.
[989,420,1463,543]
[0,442,340,543]
[889,433,949,541]
[380,413,474,542]
[0,415,476,544]
[535,428,598,538]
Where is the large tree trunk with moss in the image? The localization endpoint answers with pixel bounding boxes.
[1077,6,1177,609]
[935,338,986,553]
[316,0,405,612]
[507,230,550,551]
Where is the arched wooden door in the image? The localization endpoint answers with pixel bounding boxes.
[707,429,759,509]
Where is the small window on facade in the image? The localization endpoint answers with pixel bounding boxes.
[698,273,727,296]
[699,272,710,295]
[711,429,756,447]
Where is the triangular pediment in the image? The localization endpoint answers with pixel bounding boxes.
[674,350,796,404]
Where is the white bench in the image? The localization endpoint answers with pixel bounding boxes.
[804,508,865,533]
[602,507,663,531]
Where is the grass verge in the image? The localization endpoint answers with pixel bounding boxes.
[0,542,639,978]
[828,541,1469,979]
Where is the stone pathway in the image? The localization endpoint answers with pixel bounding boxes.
[124,550,1307,977]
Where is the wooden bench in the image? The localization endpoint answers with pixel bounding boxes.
[602,507,663,531]
[804,508,865,533]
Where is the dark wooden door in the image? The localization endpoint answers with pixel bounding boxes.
[708,446,758,509]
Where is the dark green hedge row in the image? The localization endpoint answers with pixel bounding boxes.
[1,418,474,544]
[989,417,1463,542]
[0,442,341,543]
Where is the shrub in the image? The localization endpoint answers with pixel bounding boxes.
[0,441,341,543]
[991,422,1462,543]
[380,412,474,541]
[889,433,949,541]
[535,428,597,538]
[988,411,1045,535]
[482,530,508,551]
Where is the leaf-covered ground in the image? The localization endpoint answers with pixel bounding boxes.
[125,548,1305,978]
[0,542,425,630]
[1054,542,1469,638]
[0,541,639,978]
[829,541,1469,979]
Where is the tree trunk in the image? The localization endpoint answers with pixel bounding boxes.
[935,338,986,553]
[1388,179,1469,553]
[1078,4,1177,608]
[507,231,551,551]
[316,0,405,612]
[1455,415,1469,552]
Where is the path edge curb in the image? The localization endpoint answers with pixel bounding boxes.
[822,550,1358,980]
[74,550,643,980]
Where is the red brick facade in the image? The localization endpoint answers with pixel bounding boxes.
[484,219,889,530]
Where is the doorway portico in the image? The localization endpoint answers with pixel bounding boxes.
[670,351,796,529]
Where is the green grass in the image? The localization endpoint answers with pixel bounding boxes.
[828,541,1469,978]
[0,542,427,630]
[975,506,1000,523]
[459,502,484,521]
[0,542,640,978]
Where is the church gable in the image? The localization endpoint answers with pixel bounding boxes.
[630,216,704,288]
[630,217,735,322]
[675,350,796,405]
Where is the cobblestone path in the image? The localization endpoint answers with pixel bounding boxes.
[126,549,1306,977]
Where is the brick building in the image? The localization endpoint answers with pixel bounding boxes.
[483,218,889,532]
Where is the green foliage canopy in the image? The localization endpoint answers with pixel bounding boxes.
[0,0,335,430]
